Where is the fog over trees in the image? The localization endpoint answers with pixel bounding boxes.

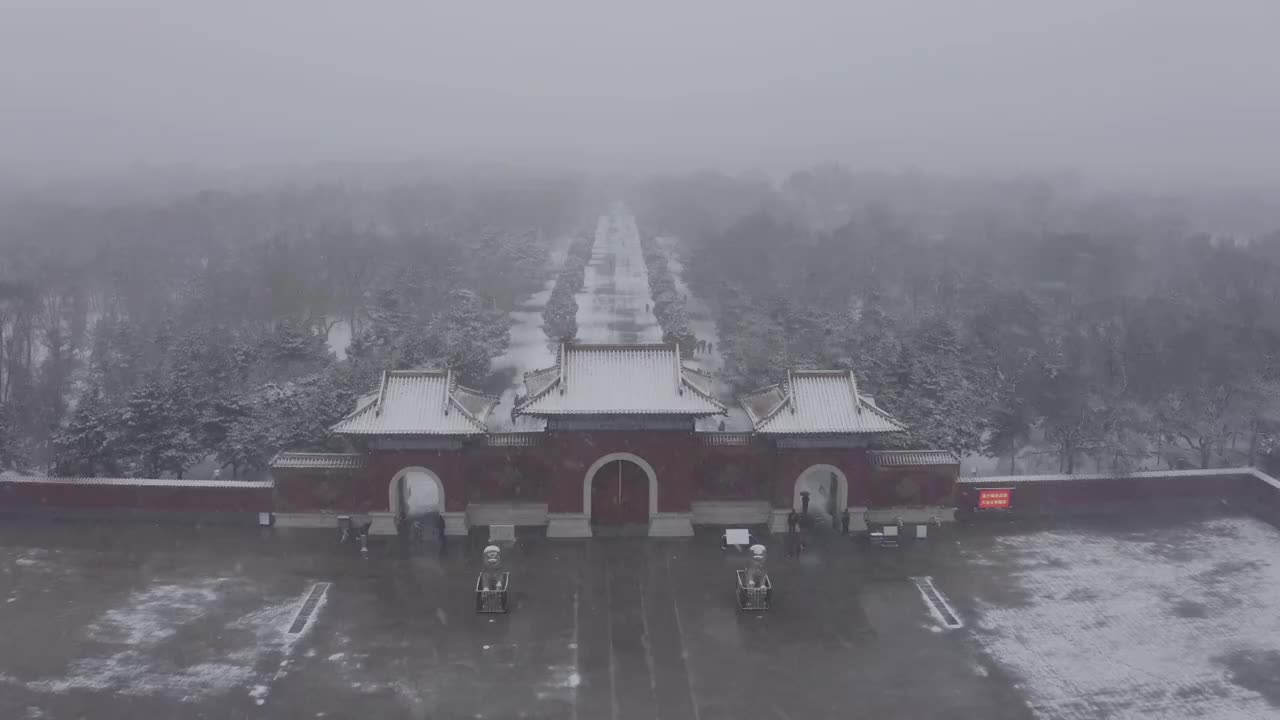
[2,166,1279,478]
[0,175,592,477]
[631,169,1280,473]
[3,2,1280,478]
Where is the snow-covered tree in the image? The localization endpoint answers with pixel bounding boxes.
[53,382,120,476]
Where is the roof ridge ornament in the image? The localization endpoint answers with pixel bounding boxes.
[675,342,684,395]
[443,368,452,415]
[374,370,390,417]
[849,369,862,415]
[787,369,796,414]
[558,342,567,395]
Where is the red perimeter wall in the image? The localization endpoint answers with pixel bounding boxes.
[0,478,272,513]
[301,437,958,515]
[956,472,1267,517]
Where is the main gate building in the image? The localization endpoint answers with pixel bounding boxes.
[270,343,959,537]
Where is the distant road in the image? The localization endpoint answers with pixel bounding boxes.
[574,209,663,344]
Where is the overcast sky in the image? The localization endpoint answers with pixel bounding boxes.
[2,1,1278,183]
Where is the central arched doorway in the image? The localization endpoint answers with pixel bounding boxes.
[794,464,848,527]
[390,466,444,524]
[585,453,656,526]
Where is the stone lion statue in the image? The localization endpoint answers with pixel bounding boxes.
[480,545,505,592]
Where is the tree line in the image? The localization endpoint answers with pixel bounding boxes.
[632,168,1280,473]
[0,175,590,477]
[541,235,594,342]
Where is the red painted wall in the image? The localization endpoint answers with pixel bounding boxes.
[767,447,873,508]
[284,440,960,515]
[868,465,959,507]
[0,480,271,513]
[957,473,1261,516]
[272,468,370,513]
[366,448,467,512]
[538,430,701,513]
[691,444,770,500]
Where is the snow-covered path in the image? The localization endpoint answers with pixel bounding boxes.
[574,209,663,344]
[485,236,573,432]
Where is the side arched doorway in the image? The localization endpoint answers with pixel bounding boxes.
[793,464,848,525]
[389,466,444,524]
[584,453,657,525]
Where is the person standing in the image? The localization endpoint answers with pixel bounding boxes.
[436,512,447,552]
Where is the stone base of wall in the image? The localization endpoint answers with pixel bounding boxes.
[768,509,789,533]
[864,506,955,525]
[546,513,591,538]
[272,511,396,534]
[273,512,340,529]
[466,502,549,527]
[442,511,469,536]
[648,512,694,537]
[768,506,955,533]
[690,501,771,526]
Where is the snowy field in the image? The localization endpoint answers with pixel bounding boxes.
[575,209,663,344]
[959,514,1280,719]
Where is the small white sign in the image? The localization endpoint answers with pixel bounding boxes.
[883,525,899,537]
[489,524,516,542]
[725,528,751,547]
[916,524,928,539]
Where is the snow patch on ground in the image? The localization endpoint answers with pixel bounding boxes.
[966,517,1280,719]
[24,579,328,703]
[11,548,55,570]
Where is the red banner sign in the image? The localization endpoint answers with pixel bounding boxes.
[978,488,1012,510]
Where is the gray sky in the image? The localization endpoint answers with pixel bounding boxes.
[3,1,1278,182]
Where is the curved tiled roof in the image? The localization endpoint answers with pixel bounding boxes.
[869,450,960,467]
[515,343,726,417]
[331,369,497,435]
[741,370,905,435]
[270,453,366,470]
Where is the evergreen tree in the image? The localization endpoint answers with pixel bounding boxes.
[52,382,120,476]
[116,377,201,477]
[891,316,991,454]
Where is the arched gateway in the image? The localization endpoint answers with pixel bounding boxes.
[794,464,848,522]
[390,466,444,522]
[584,453,658,525]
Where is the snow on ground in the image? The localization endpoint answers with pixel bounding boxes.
[484,234,575,432]
[965,516,1280,719]
[575,209,663,344]
[326,318,352,360]
[487,207,667,429]
[20,577,326,704]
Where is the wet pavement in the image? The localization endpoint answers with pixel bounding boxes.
[576,210,663,345]
[3,508,1279,718]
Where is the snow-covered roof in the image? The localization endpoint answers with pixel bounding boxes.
[515,343,727,417]
[331,369,498,435]
[0,474,273,489]
[270,453,366,470]
[869,450,960,467]
[740,370,905,435]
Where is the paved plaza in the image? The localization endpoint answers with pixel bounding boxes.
[3,508,1280,719]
